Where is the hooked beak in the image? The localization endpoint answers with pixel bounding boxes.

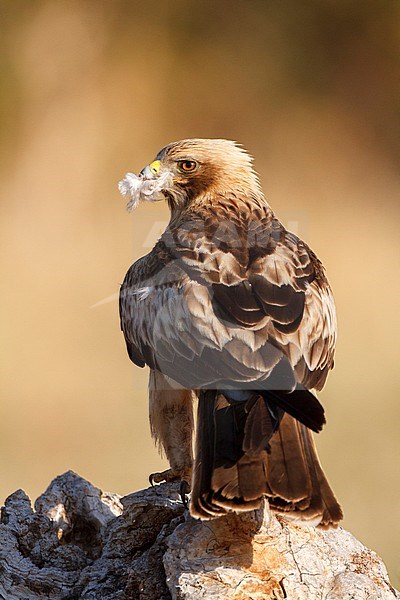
[139,159,161,179]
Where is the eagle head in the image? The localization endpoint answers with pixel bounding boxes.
[119,138,262,212]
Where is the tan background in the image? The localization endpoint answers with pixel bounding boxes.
[0,0,399,584]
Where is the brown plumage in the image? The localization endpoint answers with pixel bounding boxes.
[119,138,342,527]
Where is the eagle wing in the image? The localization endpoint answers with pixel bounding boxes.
[119,199,336,391]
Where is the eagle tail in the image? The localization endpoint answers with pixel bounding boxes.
[190,390,343,527]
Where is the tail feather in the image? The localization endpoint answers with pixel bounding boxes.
[265,387,326,433]
[266,414,343,527]
[191,391,269,519]
[190,390,342,527]
[266,414,312,502]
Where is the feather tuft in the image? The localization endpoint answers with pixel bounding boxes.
[118,171,172,212]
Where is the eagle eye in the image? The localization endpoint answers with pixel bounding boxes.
[178,160,198,173]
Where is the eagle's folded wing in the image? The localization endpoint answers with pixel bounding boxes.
[119,206,335,390]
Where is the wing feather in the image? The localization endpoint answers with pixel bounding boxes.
[119,200,336,391]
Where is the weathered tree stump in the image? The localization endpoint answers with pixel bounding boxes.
[0,471,398,599]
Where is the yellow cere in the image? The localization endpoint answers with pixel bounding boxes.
[149,160,161,175]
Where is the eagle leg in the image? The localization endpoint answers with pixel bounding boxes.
[180,479,191,508]
[149,466,192,487]
[148,369,195,492]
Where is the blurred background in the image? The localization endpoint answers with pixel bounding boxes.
[0,0,399,583]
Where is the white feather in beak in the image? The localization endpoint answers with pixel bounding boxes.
[118,170,172,212]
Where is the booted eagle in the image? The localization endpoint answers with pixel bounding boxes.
[119,138,342,527]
